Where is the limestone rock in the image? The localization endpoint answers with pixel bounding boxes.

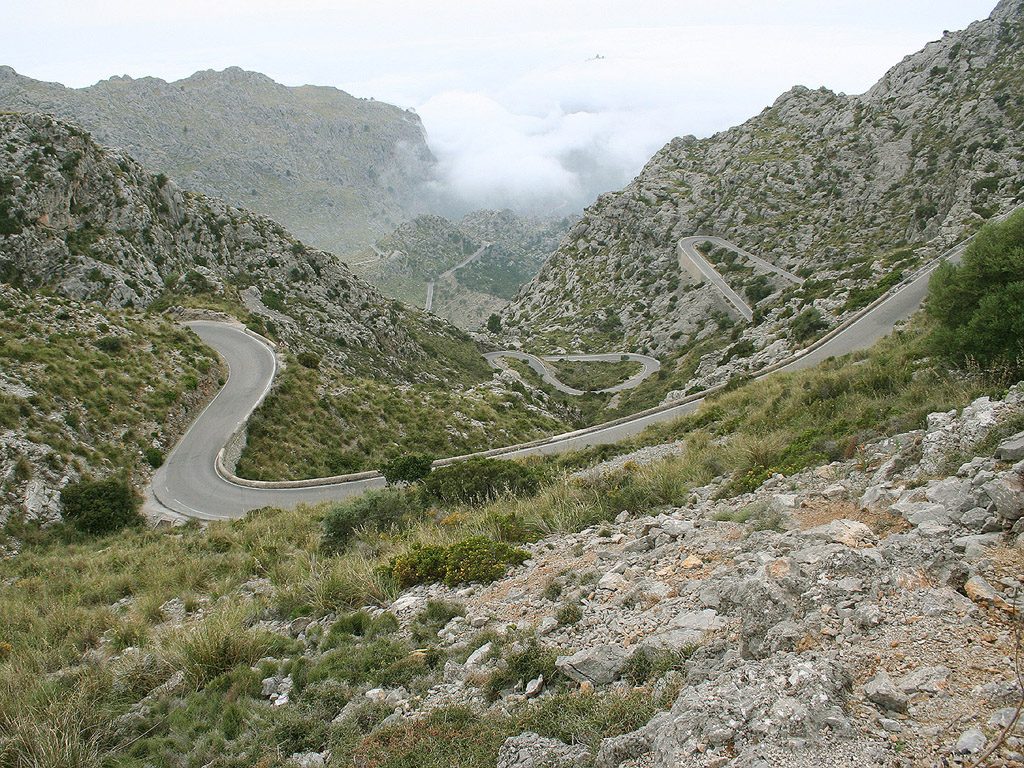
[998,431,1024,461]
[801,519,876,549]
[555,645,629,685]
[497,732,591,768]
[864,669,908,713]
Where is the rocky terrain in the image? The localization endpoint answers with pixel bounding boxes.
[501,0,1024,357]
[0,66,435,258]
[353,210,572,329]
[0,111,478,381]
[255,386,1024,767]
[0,284,221,527]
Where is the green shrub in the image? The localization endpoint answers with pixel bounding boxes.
[422,458,542,505]
[60,477,142,534]
[94,335,125,354]
[444,538,529,585]
[144,446,164,468]
[927,208,1024,375]
[389,544,449,588]
[388,537,529,588]
[380,453,434,485]
[322,488,424,551]
[790,307,827,343]
[555,602,582,626]
[296,351,320,369]
[324,610,398,649]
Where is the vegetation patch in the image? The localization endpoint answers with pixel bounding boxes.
[387,537,529,588]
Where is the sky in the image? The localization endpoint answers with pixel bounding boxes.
[4,0,999,215]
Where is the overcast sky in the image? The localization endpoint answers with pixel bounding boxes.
[5,1,999,215]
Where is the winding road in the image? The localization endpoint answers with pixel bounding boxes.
[149,213,1006,522]
[425,242,492,312]
[483,351,660,395]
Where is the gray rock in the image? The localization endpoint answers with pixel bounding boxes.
[892,500,953,527]
[998,431,1024,461]
[863,669,908,713]
[648,652,851,764]
[919,587,979,618]
[497,732,591,768]
[984,473,1024,521]
[899,665,950,695]
[556,645,629,684]
[595,713,672,768]
[524,675,544,698]
[288,753,325,768]
[954,728,987,755]
[465,642,493,671]
[988,707,1022,730]
[960,506,1001,533]
[597,572,629,591]
[879,718,902,733]
[925,476,976,514]
[953,533,1003,560]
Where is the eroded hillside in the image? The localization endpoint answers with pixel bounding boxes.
[503,0,1024,356]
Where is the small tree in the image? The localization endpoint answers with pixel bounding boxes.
[927,208,1024,375]
[379,453,434,486]
[61,477,142,535]
[486,313,502,334]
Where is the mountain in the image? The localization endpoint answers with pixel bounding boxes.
[502,0,1024,356]
[0,111,476,381]
[0,66,435,258]
[352,210,572,329]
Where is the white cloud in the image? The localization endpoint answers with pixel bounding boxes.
[3,0,1000,215]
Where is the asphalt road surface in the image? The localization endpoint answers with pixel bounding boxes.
[150,221,992,521]
[483,351,660,395]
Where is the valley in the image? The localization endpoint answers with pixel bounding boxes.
[1,2,1024,767]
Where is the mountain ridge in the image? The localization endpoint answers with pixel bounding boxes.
[0,65,435,258]
[501,0,1024,357]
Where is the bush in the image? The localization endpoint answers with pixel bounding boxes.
[380,453,434,485]
[144,446,164,468]
[790,307,827,343]
[422,458,542,505]
[388,537,529,588]
[60,477,142,535]
[321,488,423,551]
[296,351,320,370]
[389,544,449,588]
[444,537,529,585]
[927,208,1024,375]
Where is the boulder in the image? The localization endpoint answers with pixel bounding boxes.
[556,645,629,684]
[954,728,987,755]
[863,669,908,713]
[983,473,1024,521]
[497,732,591,768]
[801,519,876,549]
[965,574,1015,613]
[999,431,1024,461]
[891,501,953,527]
[899,665,950,694]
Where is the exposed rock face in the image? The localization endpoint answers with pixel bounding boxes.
[0,111,476,380]
[0,66,435,258]
[503,0,1024,354]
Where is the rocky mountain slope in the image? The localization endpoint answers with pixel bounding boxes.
[0,111,475,381]
[4,340,1022,766]
[352,210,571,329]
[502,0,1024,356]
[0,66,435,258]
